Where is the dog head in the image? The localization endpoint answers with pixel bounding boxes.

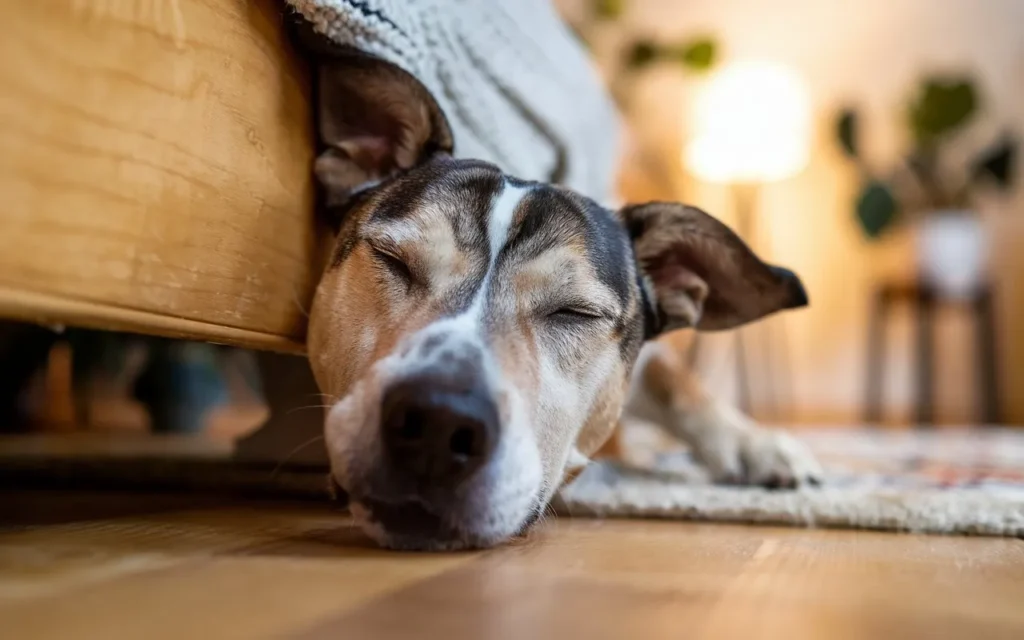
[305,47,808,550]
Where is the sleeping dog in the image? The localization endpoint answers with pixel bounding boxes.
[303,43,821,550]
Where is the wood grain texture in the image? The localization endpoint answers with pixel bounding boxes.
[0,432,232,458]
[2,492,1023,640]
[0,0,322,348]
[0,286,306,352]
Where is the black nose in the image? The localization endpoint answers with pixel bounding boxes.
[381,377,499,487]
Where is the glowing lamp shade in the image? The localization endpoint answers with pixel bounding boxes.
[685,61,811,183]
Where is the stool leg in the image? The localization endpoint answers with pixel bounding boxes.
[914,288,936,426]
[774,316,796,422]
[864,290,887,424]
[736,329,752,415]
[758,321,779,421]
[976,287,1000,425]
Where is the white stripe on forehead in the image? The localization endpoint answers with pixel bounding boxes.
[389,179,531,379]
[470,179,532,316]
[487,180,528,267]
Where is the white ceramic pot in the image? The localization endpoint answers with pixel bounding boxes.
[915,211,988,300]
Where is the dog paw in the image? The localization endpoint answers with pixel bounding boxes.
[690,410,823,489]
[733,428,823,489]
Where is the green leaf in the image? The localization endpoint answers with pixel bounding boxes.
[971,136,1017,189]
[678,38,717,71]
[626,37,718,73]
[592,0,626,20]
[856,181,898,239]
[626,40,659,70]
[908,76,978,146]
[837,109,858,158]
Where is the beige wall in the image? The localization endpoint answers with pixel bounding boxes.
[561,0,1024,424]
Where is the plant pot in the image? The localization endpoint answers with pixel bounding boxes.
[915,211,988,299]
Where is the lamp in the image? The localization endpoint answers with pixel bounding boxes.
[683,60,812,418]
[686,60,811,184]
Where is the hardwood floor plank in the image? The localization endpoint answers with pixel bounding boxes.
[0,501,475,639]
[1,493,1022,639]
[302,521,1024,640]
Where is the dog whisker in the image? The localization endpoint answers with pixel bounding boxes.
[306,392,339,402]
[271,435,326,476]
[285,404,334,416]
[537,500,557,530]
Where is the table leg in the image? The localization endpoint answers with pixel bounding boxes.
[975,287,1000,425]
[914,288,936,426]
[864,289,888,424]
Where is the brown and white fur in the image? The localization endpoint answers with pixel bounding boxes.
[299,33,822,551]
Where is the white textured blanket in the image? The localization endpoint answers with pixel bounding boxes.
[286,0,621,205]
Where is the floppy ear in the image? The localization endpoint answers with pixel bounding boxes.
[621,202,808,333]
[308,39,453,206]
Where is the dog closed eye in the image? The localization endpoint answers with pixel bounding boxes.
[368,242,415,284]
[544,303,612,329]
[547,307,605,322]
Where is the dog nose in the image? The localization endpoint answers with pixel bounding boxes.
[381,377,499,487]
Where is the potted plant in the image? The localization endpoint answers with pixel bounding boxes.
[836,75,1017,298]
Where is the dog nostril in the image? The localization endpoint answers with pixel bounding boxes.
[399,411,425,441]
[449,426,475,458]
[381,378,498,487]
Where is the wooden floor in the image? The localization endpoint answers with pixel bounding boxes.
[2,490,1023,639]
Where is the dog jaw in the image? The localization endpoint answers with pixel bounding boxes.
[320,335,545,550]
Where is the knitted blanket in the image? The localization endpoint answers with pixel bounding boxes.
[285,0,621,205]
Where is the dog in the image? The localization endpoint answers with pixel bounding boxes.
[301,40,822,551]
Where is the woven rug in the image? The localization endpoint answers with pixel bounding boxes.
[5,429,1022,537]
[556,428,1024,537]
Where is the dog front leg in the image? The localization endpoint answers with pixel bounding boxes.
[624,342,822,488]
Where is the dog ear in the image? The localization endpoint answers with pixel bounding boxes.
[620,202,808,334]
[314,48,453,206]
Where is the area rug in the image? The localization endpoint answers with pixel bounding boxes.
[556,427,1024,537]
[5,428,1022,537]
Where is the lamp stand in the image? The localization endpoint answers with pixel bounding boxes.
[727,182,793,421]
[731,183,758,415]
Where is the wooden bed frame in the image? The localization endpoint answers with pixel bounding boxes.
[0,0,329,463]
[0,0,320,353]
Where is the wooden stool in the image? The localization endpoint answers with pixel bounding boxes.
[863,282,1000,425]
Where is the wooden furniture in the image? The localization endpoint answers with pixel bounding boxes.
[0,0,332,460]
[0,0,321,354]
[864,281,1000,425]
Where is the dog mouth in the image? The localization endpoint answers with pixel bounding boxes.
[363,497,451,538]
[341,487,546,551]
[324,379,548,551]
[349,496,474,551]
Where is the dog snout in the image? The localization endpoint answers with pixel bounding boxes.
[381,375,499,488]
